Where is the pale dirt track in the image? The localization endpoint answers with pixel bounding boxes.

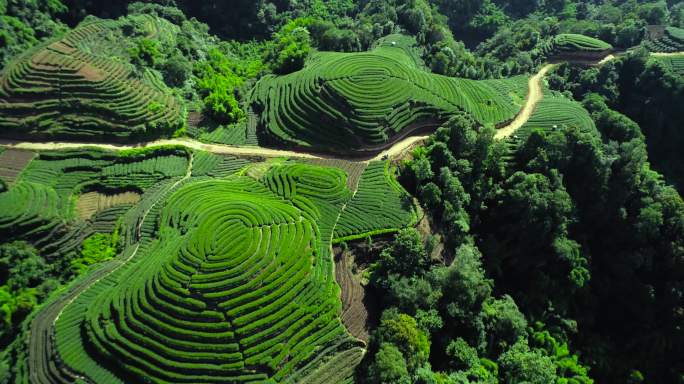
[0,62,552,163]
[495,64,555,139]
[650,51,684,57]
[0,138,323,160]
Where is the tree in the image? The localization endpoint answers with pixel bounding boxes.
[319,27,361,52]
[375,228,430,278]
[446,338,479,371]
[369,343,411,384]
[470,0,509,37]
[195,48,253,124]
[438,244,492,351]
[498,338,558,384]
[266,18,311,75]
[129,38,162,67]
[162,51,192,87]
[375,310,431,373]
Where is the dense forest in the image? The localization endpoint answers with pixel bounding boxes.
[0,0,683,383]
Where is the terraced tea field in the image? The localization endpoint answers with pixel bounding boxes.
[552,34,613,53]
[251,41,528,152]
[645,26,684,53]
[0,143,420,383]
[76,191,141,219]
[334,161,418,242]
[654,54,684,75]
[0,17,184,141]
[0,148,34,184]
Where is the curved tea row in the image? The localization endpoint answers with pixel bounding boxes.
[0,19,184,141]
[252,43,526,152]
[78,174,357,382]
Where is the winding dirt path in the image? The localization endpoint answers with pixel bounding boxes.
[0,138,323,160]
[650,51,684,57]
[494,64,556,140]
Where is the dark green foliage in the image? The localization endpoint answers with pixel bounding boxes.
[70,232,118,275]
[0,0,67,65]
[129,38,162,67]
[369,343,410,384]
[0,242,55,345]
[195,48,255,123]
[497,338,558,384]
[374,228,429,278]
[374,310,431,373]
[265,18,312,75]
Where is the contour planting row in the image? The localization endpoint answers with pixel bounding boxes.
[252,41,525,151]
[59,173,359,383]
[655,55,684,75]
[503,90,599,163]
[0,19,183,140]
[552,33,613,53]
[645,27,684,53]
[334,160,417,242]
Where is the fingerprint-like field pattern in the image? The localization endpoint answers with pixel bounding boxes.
[83,173,357,382]
[252,44,525,151]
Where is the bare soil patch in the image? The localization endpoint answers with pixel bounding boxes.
[0,149,35,185]
[335,250,371,342]
[77,64,105,82]
[76,191,141,220]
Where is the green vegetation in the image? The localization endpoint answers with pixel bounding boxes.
[2,1,684,384]
[552,33,613,53]
[252,40,527,151]
[70,232,118,275]
[265,18,313,75]
[645,26,684,52]
[654,54,684,75]
[195,48,263,124]
[51,162,409,383]
[0,18,185,140]
[334,161,417,242]
[0,241,55,343]
[77,177,356,382]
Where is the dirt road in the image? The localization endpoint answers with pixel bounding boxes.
[0,138,324,160]
[650,51,684,57]
[494,64,555,140]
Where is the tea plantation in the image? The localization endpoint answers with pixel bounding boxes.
[552,33,613,53]
[0,17,184,141]
[251,40,528,152]
[0,149,415,383]
[645,27,684,53]
[3,2,683,384]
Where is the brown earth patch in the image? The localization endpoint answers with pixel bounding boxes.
[76,191,141,220]
[335,250,371,342]
[77,64,106,82]
[47,42,77,55]
[0,149,35,185]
